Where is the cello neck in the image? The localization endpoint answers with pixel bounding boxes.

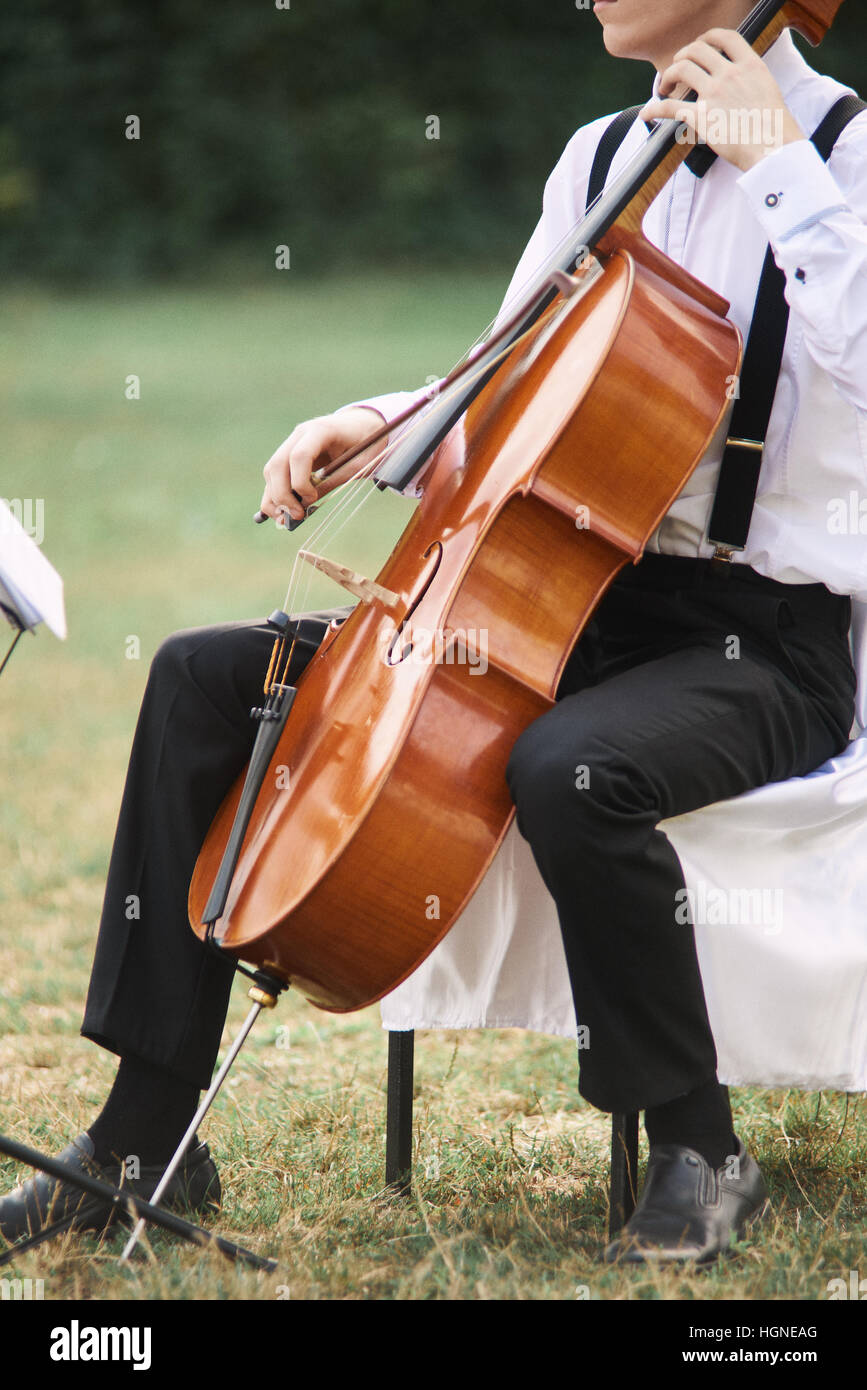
[374,0,843,497]
[593,0,828,241]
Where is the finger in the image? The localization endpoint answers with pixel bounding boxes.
[261,445,309,520]
[670,38,731,78]
[641,96,691,122]
[640,99,702,140]
[256,486,282,523]
[258,476,302,518]
[699,28,757,63]
[659,59,718,99]
[257,486,310,529]
[263,425,325,517]
[264,416,329,468]
[286,425,336,500]
[261,463,306,522]
[259,429,303,518]
[278,424,307,461]
[264,482,307,523]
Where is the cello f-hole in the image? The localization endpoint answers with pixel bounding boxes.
[385,541,444,666]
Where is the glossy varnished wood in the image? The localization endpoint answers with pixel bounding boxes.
[189,245,741,1010]
[188,0,846,1013]
[783,0,843,46]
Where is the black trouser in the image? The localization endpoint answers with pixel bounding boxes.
[82,557,856,1112]
[81,612,344,1089]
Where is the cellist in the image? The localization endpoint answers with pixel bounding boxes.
[2,0,865,1264]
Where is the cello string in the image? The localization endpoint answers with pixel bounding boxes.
[267,5,776,695]
[279,474,381,639]
[452,14,775,356]
[317,299,556,544]
[286,5,769,518]
[276,208,613,637]
[274,468,377,674]
[269,10,773,636]
[266,3,777,701]
[276,280,583,631]
[288,432,395,558]
[434,141,634,360]
[270,173,617,594]
[276,467,399,693]
[277,462,383,618]
[293,291,573,557]
[484,2,777,336]
[276,411,427,603]
[272,459,397,691]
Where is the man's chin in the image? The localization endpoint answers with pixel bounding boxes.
[595,17,640,62]
[600,31,643,62]
[598,26,659,68]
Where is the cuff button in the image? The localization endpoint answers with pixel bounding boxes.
[764,192,782,208]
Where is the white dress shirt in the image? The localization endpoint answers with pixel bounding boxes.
[351,31,867,601]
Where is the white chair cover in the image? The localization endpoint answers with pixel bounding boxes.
[381,603,867,1093]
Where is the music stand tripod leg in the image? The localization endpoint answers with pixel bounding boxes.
[0,1208,96,1267]
[0,1132,276,1272]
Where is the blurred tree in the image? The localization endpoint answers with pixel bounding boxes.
[0,0,863,283]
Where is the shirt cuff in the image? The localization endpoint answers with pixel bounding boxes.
[738,138,849,243]
[338,389,431,427]
[337,389,436,497]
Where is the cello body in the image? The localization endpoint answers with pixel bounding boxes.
[189,230,741,1009]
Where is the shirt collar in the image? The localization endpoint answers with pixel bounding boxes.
[761,29,807,98]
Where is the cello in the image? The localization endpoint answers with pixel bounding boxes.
[188,0,847,1015]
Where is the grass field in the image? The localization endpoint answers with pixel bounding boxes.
[0,277,864,1304]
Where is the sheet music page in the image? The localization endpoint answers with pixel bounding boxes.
[0,499,67,639]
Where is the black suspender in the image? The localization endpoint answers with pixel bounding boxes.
[585,93,867,559]
[586,106,643,211]
[708,93,867,556]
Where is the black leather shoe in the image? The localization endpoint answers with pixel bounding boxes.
[604,1137,769,1264]
[0,1133,221,1243]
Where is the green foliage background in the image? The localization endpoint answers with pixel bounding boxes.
[1,1,865,283]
